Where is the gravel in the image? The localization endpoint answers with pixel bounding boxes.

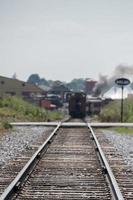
[1,126,133,171]
[0,126,51,166]
[102,130,133,170]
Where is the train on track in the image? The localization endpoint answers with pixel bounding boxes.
[68,92,86,118]
[68,92,112,118]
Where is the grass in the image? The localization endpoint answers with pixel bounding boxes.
[112,127,133,134]
[99,99,133,122]
[2,121,12,129]
[99,98,133,134]
[0,96,63,128]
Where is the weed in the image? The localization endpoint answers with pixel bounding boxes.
[2,121,12,129]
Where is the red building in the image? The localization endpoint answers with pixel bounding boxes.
[85,79,97,95]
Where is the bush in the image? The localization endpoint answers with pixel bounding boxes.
[0,96,62,122]
[100,99,133,122]
[100,100,120,122]
[2,121,12,129]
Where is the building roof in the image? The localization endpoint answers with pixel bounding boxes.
[0,75,44,95]
[103,85,133,99]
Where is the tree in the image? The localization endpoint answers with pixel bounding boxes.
[27,74,49,86]
[39,78,49,86]
[67,78,85,92]
[27,74,40,85]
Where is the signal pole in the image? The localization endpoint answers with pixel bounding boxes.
[115,78,130,123]
[121,85,124,123]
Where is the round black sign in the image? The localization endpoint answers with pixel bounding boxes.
[115,78,130,86]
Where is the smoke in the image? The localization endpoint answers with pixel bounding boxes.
[93,74,108,96]
[93,64,133,96]
[113,64,133,78]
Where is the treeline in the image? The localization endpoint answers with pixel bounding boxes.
[27,74,86,92]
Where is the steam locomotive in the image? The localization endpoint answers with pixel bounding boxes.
[68,92,86,118]
[68,92,110,118]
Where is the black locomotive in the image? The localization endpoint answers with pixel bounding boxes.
[68,92,86,118]
[68,92,112,118]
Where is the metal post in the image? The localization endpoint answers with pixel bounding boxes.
[121,86,124,123]
[115,78,130,123]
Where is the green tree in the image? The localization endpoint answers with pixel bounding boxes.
[67,78,85,92]
[27,74,40,85]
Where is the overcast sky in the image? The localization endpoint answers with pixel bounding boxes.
[0,0,133,82]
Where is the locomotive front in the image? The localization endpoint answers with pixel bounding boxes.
[68,92,86,118]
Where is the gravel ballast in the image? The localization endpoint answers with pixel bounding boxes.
[0,126,133,170]
[0,126,52,167]
[102,130,133,170]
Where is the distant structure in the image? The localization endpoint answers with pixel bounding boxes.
[103,85,133,99]
[0,75,46,105]
[12,73,17,79]
[85,79,97,95]
[48,81,70,102]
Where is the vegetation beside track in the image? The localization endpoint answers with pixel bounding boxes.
[100,127,133,135]
[0,96,62,129]
[99,99,133,122]
[111,127,133,134]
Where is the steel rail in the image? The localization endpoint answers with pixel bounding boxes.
[10,121,133,127]
[10,122,59,126]
[0,122,61,200]
[88,124,124,200]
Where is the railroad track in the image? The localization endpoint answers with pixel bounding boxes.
[95,130,133,200]
[0,121,124,199]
